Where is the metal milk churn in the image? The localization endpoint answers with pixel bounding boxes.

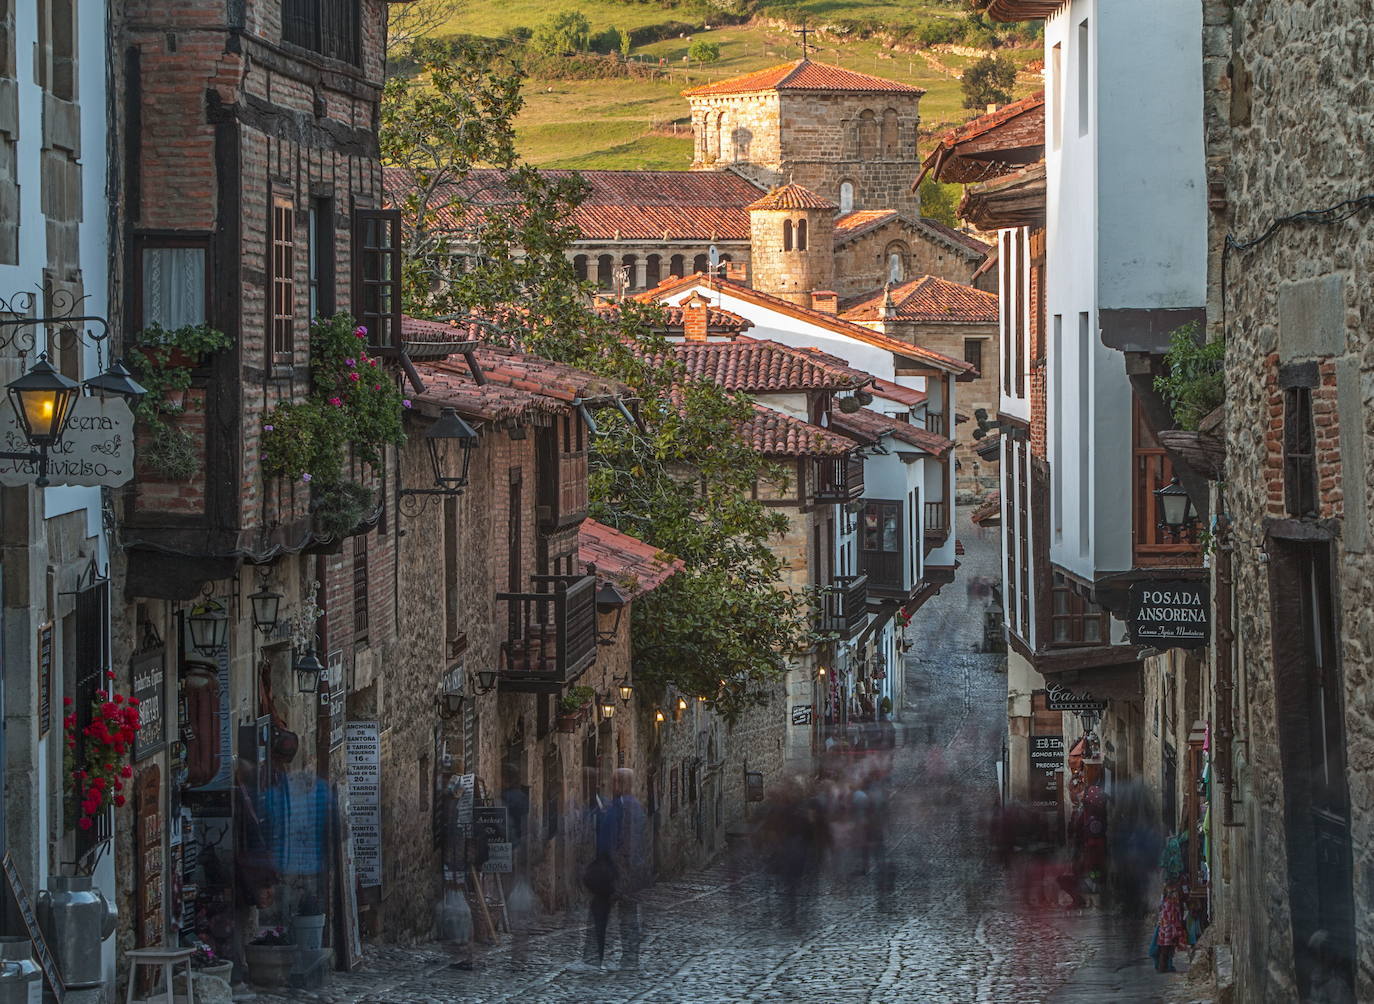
[0,937,42,1004]
[35,877,117,989]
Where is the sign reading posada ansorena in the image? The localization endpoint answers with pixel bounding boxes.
[1127,579,1210,650]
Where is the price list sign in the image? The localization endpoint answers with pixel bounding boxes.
[346,722,382,888]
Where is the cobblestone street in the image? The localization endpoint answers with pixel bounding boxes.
[259,516,1200,1003]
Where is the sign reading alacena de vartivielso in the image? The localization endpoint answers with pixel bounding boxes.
[1127,580,1210,649]
[0,395,135,487]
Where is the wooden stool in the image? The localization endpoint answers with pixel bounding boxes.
[124,947,196,1004]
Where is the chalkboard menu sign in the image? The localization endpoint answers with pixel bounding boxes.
[37,621,53,738]
[2,852,65,1002]
[132,647,166,761]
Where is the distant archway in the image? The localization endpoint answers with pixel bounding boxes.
[646,254,662,287]
[796,218,808,251]
[783,219,794,252]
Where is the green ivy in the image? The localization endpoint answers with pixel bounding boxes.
[129,323,232,480]
[1154,322,1225,431]
[261,313,406,486]
[559,685,596,714]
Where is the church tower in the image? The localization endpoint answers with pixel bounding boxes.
[747,183,836,307]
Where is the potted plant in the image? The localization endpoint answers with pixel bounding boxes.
[556,686,596,733]
[189,940,232,984]
[129,323,231,481]
[245,927,294,988]
[312,481,378,539]
[291,894,326,954]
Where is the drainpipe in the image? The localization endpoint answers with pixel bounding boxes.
[1214,522,1241,828]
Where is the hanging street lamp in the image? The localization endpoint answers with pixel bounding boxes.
[248,582,284,636]
[398,408,480,515]
[82,358,148,400]
[594,579,628,646]
[599,694,617,721]
[1154,476,1196,542]
[473,668,498,694]
[616,677,634,705]
[187,597,229,655]
[1,354,82,486]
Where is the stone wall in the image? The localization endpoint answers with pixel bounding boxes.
[1202,1,1374,999]
[749,207,835,305]
[833,218,990,298]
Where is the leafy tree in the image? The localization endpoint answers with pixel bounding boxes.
[385,0,468,57]
[961,53,1017,110]
[381,41,810,718]
[531,10,591,55]
[688,38,721,64]
[920,178,962,228]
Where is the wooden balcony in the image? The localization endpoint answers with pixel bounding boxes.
[923,411,947,438]
[818,574,869,639]
[537,448,589,531]
[496,574,598,692]
[1133,405,1202,568]
[814,453,865,504]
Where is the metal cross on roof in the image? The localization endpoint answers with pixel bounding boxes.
[794,24,812,58]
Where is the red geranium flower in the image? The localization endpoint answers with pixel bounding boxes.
[77,818,92,831]
[121,765,133,778]
[114,795,126,808]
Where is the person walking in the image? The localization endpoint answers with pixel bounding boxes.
[572,768,647,973]
[1153,878,1185,972]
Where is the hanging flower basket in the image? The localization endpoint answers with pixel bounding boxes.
[63,672,143,833]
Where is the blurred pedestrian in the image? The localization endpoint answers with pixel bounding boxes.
[1152,878,1185,972]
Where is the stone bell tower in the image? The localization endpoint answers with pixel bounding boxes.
[746,183,836,307]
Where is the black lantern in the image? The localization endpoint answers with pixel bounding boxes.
[83,359,148,400]
[594,580,628,645]
[437,690,466,720]
[616,677,634,704]
[425,407,478,490]
[7,354,80,447]
[599,694,617,720]
[294,649,326,694]
[473,668,498,694]
[248,584,283,636]
[1154,476,1195,539]
[187,598,229,655]
[674,696,688,722]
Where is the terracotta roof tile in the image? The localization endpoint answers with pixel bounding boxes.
[916,218,993,257]
[639,275,976,375]
[741,404,856,457]
[970,491,1001,526]
[580,519,684,597]
[412,363,569,423]
[841,275,998,324]
[401,315,483,360]
[746,183,836,211]
[660,337,873,392]
[683,59,925,97]
[833,210,898,243]
[868,376,927,408]
[387,168,764,242]
[916,92,1046,187]
[595,301,752,334]
[829,408,953,457]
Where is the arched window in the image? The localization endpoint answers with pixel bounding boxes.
[796,219,808,251]
[783,219,794,251]
[597,253,615,289]
[839,181,855,214]
[881,108,899,157]
[693,253,709,274]
[857,109,878,160]
[719,112,733,161]
[670,254,685,277]
[619,254,637,292]
[573,254,588,281]
[646,254,662,287]
[886,246,905,283]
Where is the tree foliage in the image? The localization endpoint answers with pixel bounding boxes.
[385,0,468,58]
[1154,322,1225,431]
[381,41,810,719]
[531,10,592,55]
[919,178,962,229]
[688,38,721,63]
[961,53,1017,110]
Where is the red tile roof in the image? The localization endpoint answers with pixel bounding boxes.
[841,275,998,324]
[741,404,857,457]
[916,218,993,257]
[867,376,927,408]
[467,346,628,402]
[595,301,752,334]
[580,519,684,597]
[833,210,899,243]
[683,59,925,97]
[829,408,953,457]
[401,315,482,360]
[970,491,1001,526]
[387,167,764,242]
[747,183,836,211]
[639,275,976,375]
[916,92,1046,187]
[662,337,874,393]
[413,362,569,423]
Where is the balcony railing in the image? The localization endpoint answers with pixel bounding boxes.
[496,574,597,690]
[923,411,947,437]
[814,453,865,504]
[819,574,869,638]
[1133,442,1202,567]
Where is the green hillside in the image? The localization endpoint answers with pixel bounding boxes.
[426,2,1041,171]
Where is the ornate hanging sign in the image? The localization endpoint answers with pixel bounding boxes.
[0,395,135,487]
[1127,579,1211,650]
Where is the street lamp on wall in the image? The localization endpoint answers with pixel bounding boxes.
[294,649,327,694]
[398,407,480,516]
[616,677,634,705]
[594,579,628,646]
[472,668,498,694]
[436,690,466,720]
[1154,476,1196,542]
[248,581,284,636]
[1,355,82,487]
[187,595,229,656]
[599,694,617,720]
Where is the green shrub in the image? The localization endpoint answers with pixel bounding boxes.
[531,10,591,55]
[688,37,720,63]
[961,53,1016,109]
[1154,322,1225,430]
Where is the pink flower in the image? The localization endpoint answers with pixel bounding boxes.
[369,359,378,368]
[349,372,360,382]
[301,473,313,483]
[329,397,343,407]
[78,817,92,831]
[402,399,412,409]
[264,424,274,432]
[354,326,367,339]
[373,385,381,391]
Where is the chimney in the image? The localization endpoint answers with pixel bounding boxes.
[986,103,1000,114]
[881,284,897,320]
[681,291,711,342]
[811,290,838,315]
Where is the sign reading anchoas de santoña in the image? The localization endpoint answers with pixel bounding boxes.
[1127,580,1210,650]
[0,396,135,487]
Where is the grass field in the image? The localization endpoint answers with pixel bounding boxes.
[431,1,1040,170]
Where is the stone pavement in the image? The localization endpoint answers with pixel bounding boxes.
[253,513,1207,1003]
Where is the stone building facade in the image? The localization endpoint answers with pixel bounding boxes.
[1198,3,1374,998]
